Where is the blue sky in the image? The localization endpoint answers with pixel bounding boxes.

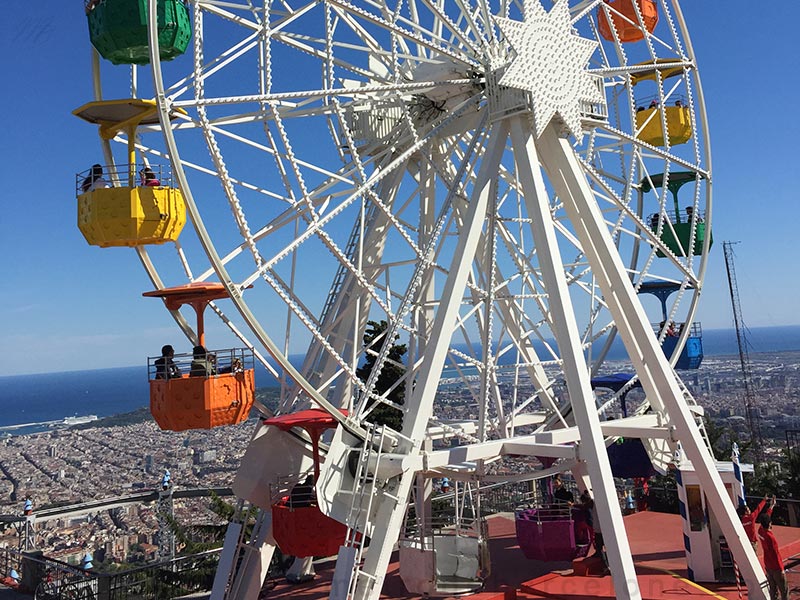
[0,2,798,376]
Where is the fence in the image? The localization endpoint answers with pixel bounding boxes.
[147,347,255,381]
[75,163,175,194]
[0,547,220,600]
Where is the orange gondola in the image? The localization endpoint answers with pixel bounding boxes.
[145,283,255,431]
[597,0,658,43]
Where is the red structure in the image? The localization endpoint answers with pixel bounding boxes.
[265,409,349,557]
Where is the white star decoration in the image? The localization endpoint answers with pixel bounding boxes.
[494,0,603,141]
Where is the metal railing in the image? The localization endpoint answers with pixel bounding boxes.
[75,163,175,194]
[0,547,221,600]
[647,210,706,229]
[635,94,688,111]
[147,347,255,381]
[270,476,317,508]
[650,321,702,338]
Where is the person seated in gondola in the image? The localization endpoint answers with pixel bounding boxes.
[553,476,574,505]
[285,475,318,584]
[288,475,316,509]
[81,163,111,193]
[649,213,660,230]
[190,345,217,377]
[140,167,161,187]
[685,205,703,223]
[659,321,678,337]
[155,344,181,379]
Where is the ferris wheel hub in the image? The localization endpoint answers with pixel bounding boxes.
[493,0,604,139]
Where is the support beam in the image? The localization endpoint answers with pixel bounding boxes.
[510,118,641,600]
[536,125,768,599]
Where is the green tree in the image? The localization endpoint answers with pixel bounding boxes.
[356,320,407,431]
[163,494,286,589]
[647,472,679,514]
[703,415,728,460]
[702,415,755,462]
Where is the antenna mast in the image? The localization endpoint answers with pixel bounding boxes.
[722,241,762,451]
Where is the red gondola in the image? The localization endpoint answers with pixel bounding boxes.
[265,409,349,558]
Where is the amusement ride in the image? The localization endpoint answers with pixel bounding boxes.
[72,0,773,598]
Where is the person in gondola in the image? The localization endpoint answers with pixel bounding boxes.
[81,164,110,193]
[288,475,315,508]
[285,475,318,584]
[140,167,161,187]
[190,345,217,377]
[660,321,678,337]
[155,345,181,379]
[685,205,703,223]
[553,476,574,505]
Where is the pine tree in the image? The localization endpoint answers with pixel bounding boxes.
[356,320,407,431]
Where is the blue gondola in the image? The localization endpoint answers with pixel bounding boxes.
[591,375,656,479]
[637,281,703,369]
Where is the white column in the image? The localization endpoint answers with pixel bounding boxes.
[509,117,641,600]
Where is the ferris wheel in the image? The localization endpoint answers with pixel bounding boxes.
[77,0,770,599]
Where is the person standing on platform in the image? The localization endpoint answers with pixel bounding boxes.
[738,494,774,551]
[578,489,607,571]
[758,513,788,600]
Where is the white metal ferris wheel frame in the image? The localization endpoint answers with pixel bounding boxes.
[82,0,769,598]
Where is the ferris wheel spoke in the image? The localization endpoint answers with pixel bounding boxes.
[171,78,473,108]
[359,0,478,58]
[327,0,479,67]
[411,0,485,54]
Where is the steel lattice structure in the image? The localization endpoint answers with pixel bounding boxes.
[84,0,772,598]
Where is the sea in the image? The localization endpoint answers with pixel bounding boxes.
[1,325,798,437]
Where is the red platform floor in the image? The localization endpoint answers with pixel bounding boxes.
[260,511,800,600]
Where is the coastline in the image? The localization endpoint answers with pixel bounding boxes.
[0,327,798,436]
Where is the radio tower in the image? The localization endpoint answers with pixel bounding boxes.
[723,241,762,452]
